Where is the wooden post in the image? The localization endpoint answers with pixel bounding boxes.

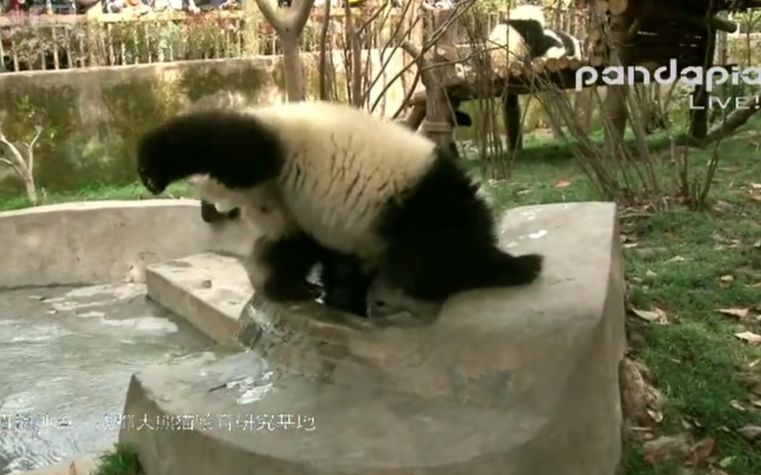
[411,9,458,152]
[503,94,523,151]
[602,11,633,142]
[689,27,717,140]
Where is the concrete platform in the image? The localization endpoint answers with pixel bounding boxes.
[145,252,253,347]
[0,199,253,288]
[120,201,627,475]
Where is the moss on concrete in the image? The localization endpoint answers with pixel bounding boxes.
[180,62,267,102]
[0,60,277,197]
[0,83,80,193]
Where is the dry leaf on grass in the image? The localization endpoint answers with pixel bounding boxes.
[642,434,692,464]
[717,307,750,319]
[646,408,664,423]
[720,274,735,283]
[554,179,572,189]
[666,255,687,263]
[735,331,761,344]
[689,437,715,465]
[738,424,761,441]
[632,307,668,324]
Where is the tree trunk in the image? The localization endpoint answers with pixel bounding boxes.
[603,12,632,143]
[253,0,315,103]
[696,93,761,145]
[689,29,717,140]
[281,37,307,102]
[318,0,332,100]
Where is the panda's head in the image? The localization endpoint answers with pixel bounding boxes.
[136,112,220,195]
[136,127,172,194]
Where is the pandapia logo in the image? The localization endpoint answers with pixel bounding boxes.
[575,58,761,92]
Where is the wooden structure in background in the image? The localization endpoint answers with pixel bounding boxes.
[408,0,761,150]
[588,0,760,140]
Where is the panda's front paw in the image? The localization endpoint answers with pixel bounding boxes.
[506,253,543,284]
[262,278,320,303]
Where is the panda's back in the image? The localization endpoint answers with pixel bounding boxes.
[249,102,438,260]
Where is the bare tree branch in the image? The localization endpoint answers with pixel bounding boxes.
[26,125,43,180]
[369,1,473,112]
[318,2,332,100]
[252,0,284,32]
[0,157,22,177]
[291,0,315,33]
[391,68,421,119]
[254,0,316,101]
[0,122,40,204]
[0,130,27,171]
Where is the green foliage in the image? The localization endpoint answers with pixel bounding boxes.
[94,443,143,475]
[480,121,761,475]
[1,15,246,69]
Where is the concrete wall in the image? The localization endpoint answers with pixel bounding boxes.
[0,50,412,196]
[0,199,254,288]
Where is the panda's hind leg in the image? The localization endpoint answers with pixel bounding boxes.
[379,232,543,302]
[245,232,323,303]
[318,250,374,317]
[375,150,543,302]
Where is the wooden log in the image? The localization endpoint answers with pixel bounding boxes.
[645,9,737,33]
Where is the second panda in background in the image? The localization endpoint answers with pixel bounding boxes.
[487,4,583,66]
[136,101,544,319]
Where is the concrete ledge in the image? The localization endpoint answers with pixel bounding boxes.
[0,199,253,288]
[120,201,627,475]
[17,456,98,475]
[145,252,253,348]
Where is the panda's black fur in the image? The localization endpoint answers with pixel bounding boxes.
[136,102,543,318]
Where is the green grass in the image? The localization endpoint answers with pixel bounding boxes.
[94,443,142,475]
[484,126,761,475]
[2,121,760,475]
[0,181,197,212]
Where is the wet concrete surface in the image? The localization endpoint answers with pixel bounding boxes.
[0,283,223,474]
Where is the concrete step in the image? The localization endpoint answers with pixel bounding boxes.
[120,351,545,475]
[121,202,627,475]
[145,252,252,348]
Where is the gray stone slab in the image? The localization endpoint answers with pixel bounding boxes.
[145,252,253,347]
[0,199,254,288]
[120,201,627,475]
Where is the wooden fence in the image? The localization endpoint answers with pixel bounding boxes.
[0,5,590,73]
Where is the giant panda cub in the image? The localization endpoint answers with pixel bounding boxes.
[136,101,544,318]
[488,4,582,66]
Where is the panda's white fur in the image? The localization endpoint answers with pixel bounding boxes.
[487,5,545,67]
[487,5,583,66]
[542,28,583,60]
[191,101,437,269]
